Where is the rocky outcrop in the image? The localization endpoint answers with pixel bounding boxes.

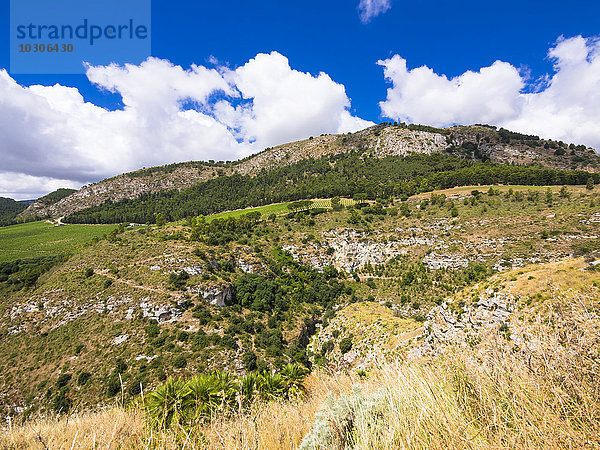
[188,284,233,307]
[413,289,516,357]
[137,299,187,323]
[422,252,469,270]
[18,163,215,220]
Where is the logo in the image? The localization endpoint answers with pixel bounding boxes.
[10,0,151,74]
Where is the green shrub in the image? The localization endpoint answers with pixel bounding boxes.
[56,373,71,389]
[243,350,258,371]
[173,355,187,368]
[339,337,353,354]
[106,376,121,397]
[77,371,91,386]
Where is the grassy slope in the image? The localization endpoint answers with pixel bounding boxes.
[2,257,599,449]
[204,198,355,222]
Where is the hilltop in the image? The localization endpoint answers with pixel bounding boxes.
[17,123,600,221]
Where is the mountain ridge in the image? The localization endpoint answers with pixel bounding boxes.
[17,123,599,221]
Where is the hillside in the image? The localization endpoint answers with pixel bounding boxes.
[17,123,600,221]
[1,184,599,424]
[0,197,28,226]
[1,188,599,447]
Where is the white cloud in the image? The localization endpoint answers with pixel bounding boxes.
[219,52,372,146]
[378,35,600,151]
[0,52,372,199]
[358,0,392,23]
[0,172,79,201]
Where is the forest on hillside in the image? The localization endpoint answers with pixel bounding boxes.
[64,152,599,224]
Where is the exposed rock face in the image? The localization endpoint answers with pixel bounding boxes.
[413,289,516,357]
[188,284,233,307]
[364,126,448,156]
[139,300,186,323]
[283,237,405,273]
[18,163,215,220]
[422,252,469,270]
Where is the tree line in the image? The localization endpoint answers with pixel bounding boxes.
[63,151,600,224]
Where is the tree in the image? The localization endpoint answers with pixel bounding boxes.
[243,350,258,371]
[587,177,595,190]
[352,193,368,207]
[156,212,167,227]
[339,337,353,354]
[331,196,342,211]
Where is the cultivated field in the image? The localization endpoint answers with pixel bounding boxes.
[0,221,117,263]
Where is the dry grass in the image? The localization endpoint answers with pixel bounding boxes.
[0,407,146,449]
[2,286,599,449]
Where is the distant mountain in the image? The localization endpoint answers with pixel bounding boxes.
[0,197,28,225]
[17,188,77,219]
[17,123,599,221]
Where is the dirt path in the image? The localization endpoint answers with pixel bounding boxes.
[97,270,173,295]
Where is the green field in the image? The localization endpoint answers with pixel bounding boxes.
[204,198,355,222]
[0,221,117,263]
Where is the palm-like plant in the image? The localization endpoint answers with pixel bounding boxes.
[144,376,187,429]
[239,372,257,407]
[181,371,239,424]
[256,371,286,400]
[280,363,308,398]
[144,366,308,429]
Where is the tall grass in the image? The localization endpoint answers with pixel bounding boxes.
[2,289,598,449]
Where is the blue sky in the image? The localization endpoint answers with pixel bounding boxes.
[3,0,597,119]
[1,0,599,198]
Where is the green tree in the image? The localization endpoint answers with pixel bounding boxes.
[331,196,342,211]
[156,212,167,227]
[339,337,353,354]
[587,177,595,190]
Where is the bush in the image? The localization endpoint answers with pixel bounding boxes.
[339,337,353,354]
[52,392,71,414]
[173,355,187,368]
[243,350,258,371]
[321,340,334,355]
[146,321,160,338]
[169,271,189,290]
[106,376,121,397]
[77,371,91,386]
[56,373,71,389]
[115,358,128,374]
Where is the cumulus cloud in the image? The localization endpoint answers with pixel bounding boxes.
[358,0,391,23]
[0,52,372,199]
[0,172,80,201]
[378,35,600,151]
